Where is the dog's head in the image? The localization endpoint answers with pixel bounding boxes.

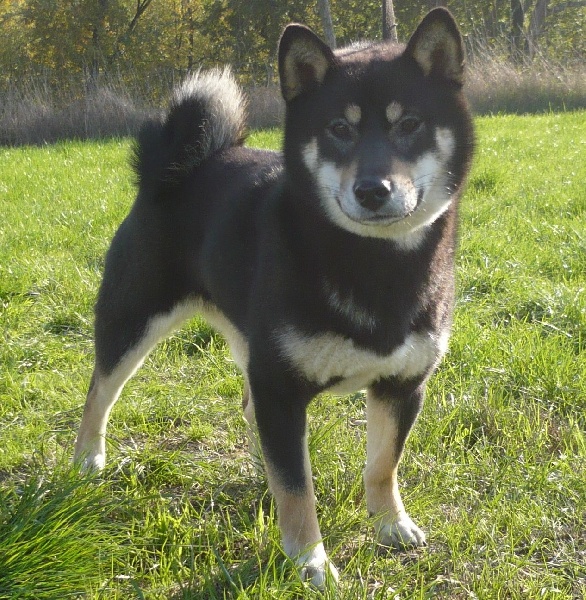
[278,8,474,247]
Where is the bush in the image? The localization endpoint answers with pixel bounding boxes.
[1,57,585,146]
[465,56,586,114]
[0,81,155,146]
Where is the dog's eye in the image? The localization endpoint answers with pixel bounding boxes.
[398,116,422,135]
[327,119,353,142]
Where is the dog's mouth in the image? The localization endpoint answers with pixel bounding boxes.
[337,188,423,226]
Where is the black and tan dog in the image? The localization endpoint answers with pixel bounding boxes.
[74,8,474,587]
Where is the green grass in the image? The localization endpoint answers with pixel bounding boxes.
[1,113,585,598]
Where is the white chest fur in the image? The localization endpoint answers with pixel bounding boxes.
[277,326,449,394]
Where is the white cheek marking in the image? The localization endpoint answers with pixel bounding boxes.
[277,326,449,393]
[412,151,442,196]
[303,140,347,215]
[435,127,455,160]
[302,138,319,176]
[386,101,403,124]
[318,161,344,196]
[344,103,361,125]
[405,150,452,224]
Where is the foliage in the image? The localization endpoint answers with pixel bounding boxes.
[0,1,584,96]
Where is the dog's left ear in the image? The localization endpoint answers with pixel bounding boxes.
[279,24,336,102]
[405,8,465,86]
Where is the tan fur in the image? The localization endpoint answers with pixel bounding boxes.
[385,101,403,124]
[248,392,338,585]
[411,23,463,84]
[344,103,362,125]
[364,388,426,547]
[74,299,249,471]
[262,433,324,563]
[242,383,263,474]
[282,45,331,101]
[364,395,404,517]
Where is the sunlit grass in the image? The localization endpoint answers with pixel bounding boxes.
[0,112,585,598]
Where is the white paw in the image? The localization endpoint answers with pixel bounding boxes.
[295,544,340,590]
[74,451,105,473]
[377,514,426,549]
[73,440,106,473]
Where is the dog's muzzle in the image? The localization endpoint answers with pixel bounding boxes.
[349,177,420,223]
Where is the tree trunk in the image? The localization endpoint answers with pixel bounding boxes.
[527,0,548,57]
[510,0,524,62]
[526,0,586,58]
[89,0,109,90]
[186,0,195,71]
[317,0,336,48]
[382,0,398,43]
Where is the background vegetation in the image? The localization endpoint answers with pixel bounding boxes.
[1,1,586,145]
[1,0,585,86]
[0,114,585,598]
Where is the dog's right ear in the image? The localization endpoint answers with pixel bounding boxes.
[279,24,336,102]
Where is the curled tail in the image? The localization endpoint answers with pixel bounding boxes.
[132,67,247,195]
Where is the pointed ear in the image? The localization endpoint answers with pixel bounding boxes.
[278,24,336,102]
[405,8,465,85]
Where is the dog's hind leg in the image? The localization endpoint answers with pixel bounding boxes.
[364,378,427,549]
[242,381,264,474]
[74,300,197,472]
[74,364,138,473]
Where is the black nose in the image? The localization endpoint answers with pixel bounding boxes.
[353,178,391,211]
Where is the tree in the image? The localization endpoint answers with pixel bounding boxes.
[318,0,336,47]
[1,0,585,95]
[382,0,398,42]
[16,0,157,87]
[89,0,109,87]
[526,0,586,58]
[510,0,525,60]
[107,0,155,67]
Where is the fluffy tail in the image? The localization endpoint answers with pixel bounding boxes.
[132,67,247,195]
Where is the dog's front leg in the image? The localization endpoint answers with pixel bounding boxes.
[250,374,339,589]
[364,378,427,549]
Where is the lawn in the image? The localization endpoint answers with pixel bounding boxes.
[0,112,585,599]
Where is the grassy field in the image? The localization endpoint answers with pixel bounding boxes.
[1,112,585,599]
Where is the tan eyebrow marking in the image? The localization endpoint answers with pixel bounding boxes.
[344,104,361,125]
[386,101,403,124]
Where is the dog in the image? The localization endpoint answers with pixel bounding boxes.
[74,8,474,588]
